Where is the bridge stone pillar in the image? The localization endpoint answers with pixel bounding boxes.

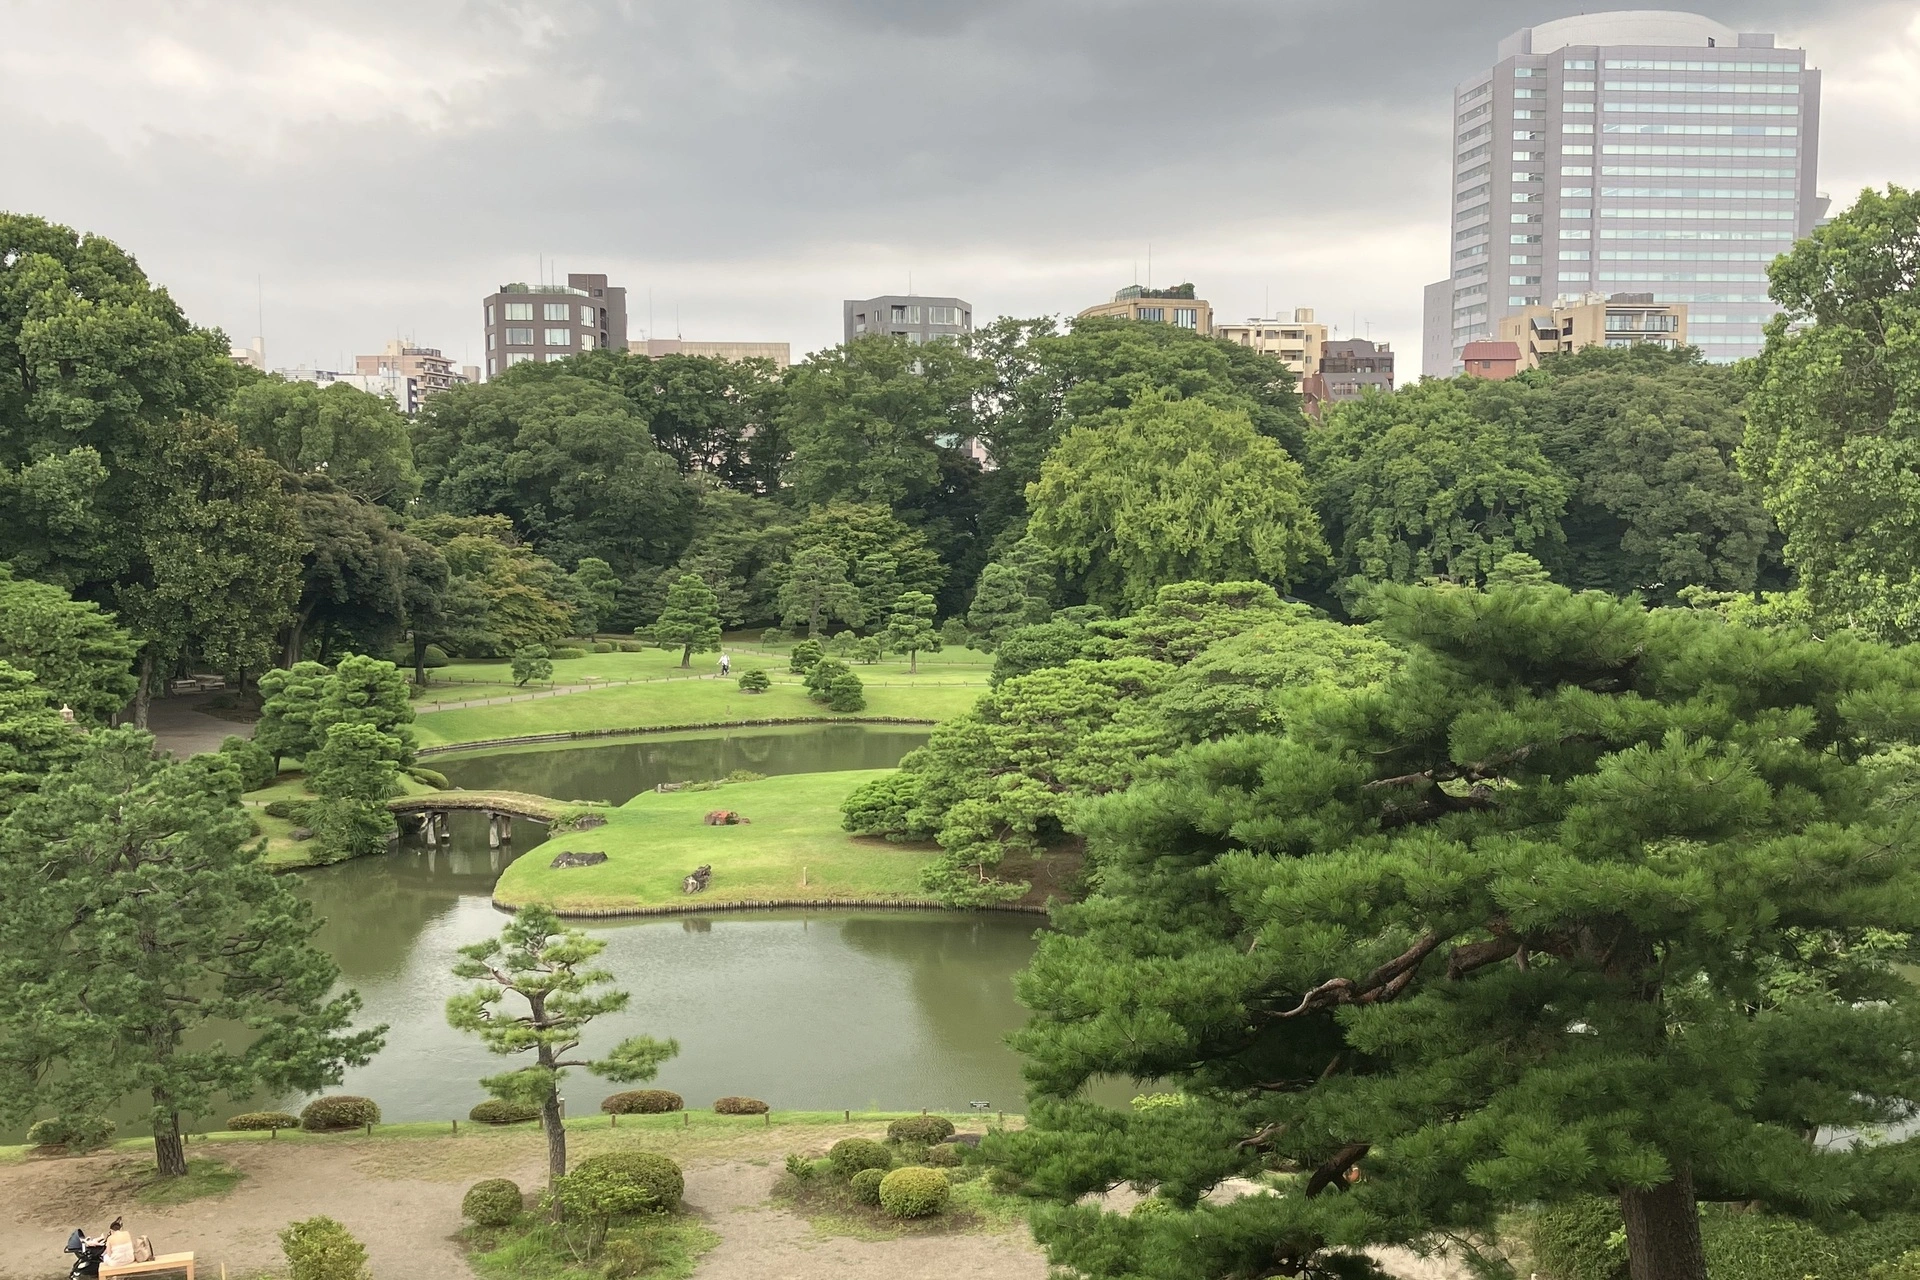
[487,812,501,849]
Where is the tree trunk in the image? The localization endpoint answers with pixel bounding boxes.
[151,1104,187,1177]
[133,650,155,730]
[680,644,692,668]
[412,634,429,687]
[1620,1164,1707,1280]
[282,600,316,668]
[541,1087,567,1191]
[909,648,918,674]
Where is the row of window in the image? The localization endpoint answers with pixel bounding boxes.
[1603,81,1798,93]
[1603,166,1794,177]
[1604,102,1798,114]
[1134,307,1199,328]
[1605,144,1796,156]
[1604,60,1801,72]
[488,301,598,324]
[1604,124,1798,135]
[488,329,599,350]
[1604,229,1790,240]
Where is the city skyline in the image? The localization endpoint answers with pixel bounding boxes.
[3,1,1913,376]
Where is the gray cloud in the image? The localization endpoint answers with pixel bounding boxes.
[1,0,1911,373]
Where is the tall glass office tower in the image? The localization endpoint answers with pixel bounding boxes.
[1422,11,1822,377]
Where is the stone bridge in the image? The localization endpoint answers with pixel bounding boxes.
[387,789,605,848]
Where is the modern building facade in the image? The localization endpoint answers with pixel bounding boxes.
[1497,291,1689,369]
[1318,338,1396,401]
[1078,284,1212,335]
[483,273,627,377]
[353,340,476,410]
[630,338,791,366]
[274,366,413,410]
[1215,308,1326,380]
[1424,11,1821,374]
[843,296,972,345]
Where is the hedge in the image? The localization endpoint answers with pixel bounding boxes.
[569,1151,684,1213]
[462,1178,523,1227]
[26,1115,115,1151]
[714,1096,769,1115]
[850,1167,887,1205]
[227,1111,301,1132]
[887,1115,955,1145]
[878,1166,950,1218]
[1525,1199,1920,1280]
[468,1099,540,1125]
[602,1089,683,1115]
[301,1095,380,1131]
[829,1138,894,1178]
[552,647,588,660]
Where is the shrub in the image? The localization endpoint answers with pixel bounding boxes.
[829,1138,894,1177]
[887,1115,955,1144]
[300,1095,380,1131]
[592,641,615,653]
[569,1151,684,1213]
[391,643,449,667]
[940,618,971,650]
[784,1152,816,1181]
[408,765,450,789]
[827,632,855,657]
[840,772,933,840]
[850,1167,887,1205]
[280,1215,369,1280]
[599,1236,659,1279]
[788,639,822,673]
[852,636,882,664]
[1873,1254,1920,1280]
[552,646,588,660]
[469,1099,540,1125]
[878,1167,950,1218]
[1699,1207,1920,1280]
[1524,1197,1626,1280]
[263,799,305,820]
[512,645,553,686]
[618,640,643,652]
[827,669,866,712]
[802,656,848,702]
[227,1111,300,1132]
[760,628,789,648]
[925,1143,962,1168]
[462,1178,523,1226]
[714,1096,768,1115]
[25,1115,114,1151]
[737,668,771,693]
[1131,1196,1175,1217]
[219,735,278,790]
[601,1089,683,1115]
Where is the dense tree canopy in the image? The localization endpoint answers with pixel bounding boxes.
[0,565,137,723]
[228,376,419,509]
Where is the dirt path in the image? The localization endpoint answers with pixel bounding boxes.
[144,692,251,758]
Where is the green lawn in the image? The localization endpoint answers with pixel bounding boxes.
[491,769,937,914]
[412,672,985,749]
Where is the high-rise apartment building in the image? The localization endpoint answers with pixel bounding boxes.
[1423,11,1821,376]
[1215,309,1326,379]
[353,340,476,411]
[1078,284,1212,335]
[483,273,627,378]
[844,296,972,345]
[1496,291,1689,369]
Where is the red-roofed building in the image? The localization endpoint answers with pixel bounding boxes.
[1459,340,1521,381]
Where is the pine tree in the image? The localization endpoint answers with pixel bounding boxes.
[966,563,1035,652]
[305,721,403,862]
[447,906,678,1191]
[883,590,942,673]
[0,728,385,1176]
[991,584,1920,1280]
[649,573,722,668]
[777,546,862,638]
[256,661,331,770]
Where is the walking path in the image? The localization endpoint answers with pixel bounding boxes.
[144,692,251,758]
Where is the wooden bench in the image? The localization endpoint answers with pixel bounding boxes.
[102,1252,195,1279]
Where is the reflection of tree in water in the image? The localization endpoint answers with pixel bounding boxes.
[837,914,1041,1072]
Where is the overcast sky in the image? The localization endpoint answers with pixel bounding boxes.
[3,1,1915,376]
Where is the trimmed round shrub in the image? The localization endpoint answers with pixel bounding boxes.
[462,1178,523,1226]
[925,1142,962,1168]
[263,799,304,820]
[26,1115,114,1152]
[829,1137,894,1178]
[591,641,615,653]
[408,765,450,789]
[301,1095,380,1131]
[570,1150,684,1212]
[714,1096,769,1115]
[802,656,850,702]
[850,1167,887,1205]
[602,1089,683,1115]
[827,669,866,712]
[1131,1196,1175,1217]
[227,1111,300,1132]
[469,1099,540,1125]
[219,735,278,791]
[552,646,588,660]
[737,668,771,693]
[878,1166,950,1219]
[887,1115,955,1145]
[788,639,822,673]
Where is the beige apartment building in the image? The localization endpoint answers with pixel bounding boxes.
[1215,309,1327,380]
[1078,284,1212,335]
[1497,293,1689,371]
[353,341,477,411]
[630,338,791,366]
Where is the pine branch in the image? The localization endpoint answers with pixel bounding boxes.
[1270,932,1445,1019]
[1304,1142,1370,1198]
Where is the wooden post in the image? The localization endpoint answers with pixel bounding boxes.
[365,1121,373,1136]
[683,1112,689,1128]
[611,1113,617,1128]
[844,1109,850,1122]
[452,1119,457,1135]
[765,1112,771,1127]
[802,865,807,887]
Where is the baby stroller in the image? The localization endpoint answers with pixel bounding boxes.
[64,1228,105,1279]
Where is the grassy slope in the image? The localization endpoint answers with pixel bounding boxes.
[491,769,936,914]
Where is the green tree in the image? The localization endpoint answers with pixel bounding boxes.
[993,585,1920,1280]
[789,502,946,604]
[778,545,863,637]
[512,645,553,687]
[312,654,414,763]
[1150,608,1402,741]
[1741,184,1920,641]
[281,477,415,666]
[305,721,402,863]
[1312,378,1569,598]
[0,660,79,811]
[279,1215,370,1280]
[966,562,1039,651]
[781,335,986,509]
[255,661,330,770]
[0,565,138,723]
[410,514,576,655]
[882,590,941,673]
[0,728,385,1175]
[802,656,855,703]
[569,557,621,634]
[446,906,678,1190]
[567,347,788,491]
[650,573,722,668]
[229,376,419,509]
[1026,394,1325,609]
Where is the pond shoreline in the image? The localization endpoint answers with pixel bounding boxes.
[490,895,1051,920]
[417,714,942,757]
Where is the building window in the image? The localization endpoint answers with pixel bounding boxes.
[1510,275,1542,285]
[545,352,568,362]
[1561,187,1593,197]
[486,304,496,326]
[1561,229,1592,239]
[1565,208,1593,218]
[1564,59,1595,70]
[1559,250,1590,260]
[545,328,573,346]
[506,327,534,345]
[1137,307,1165,322]
[854,320,867,334]
[506,352,533,366]
[891,304,922,324]
[1173,308,1197,329]
[580,333,596,350]
[487,333,497,350]
[580,305,595,325]
[1565,80,1596,91]
[504,302,534,321]
[929,305,961,325]
[544,303,571,321]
